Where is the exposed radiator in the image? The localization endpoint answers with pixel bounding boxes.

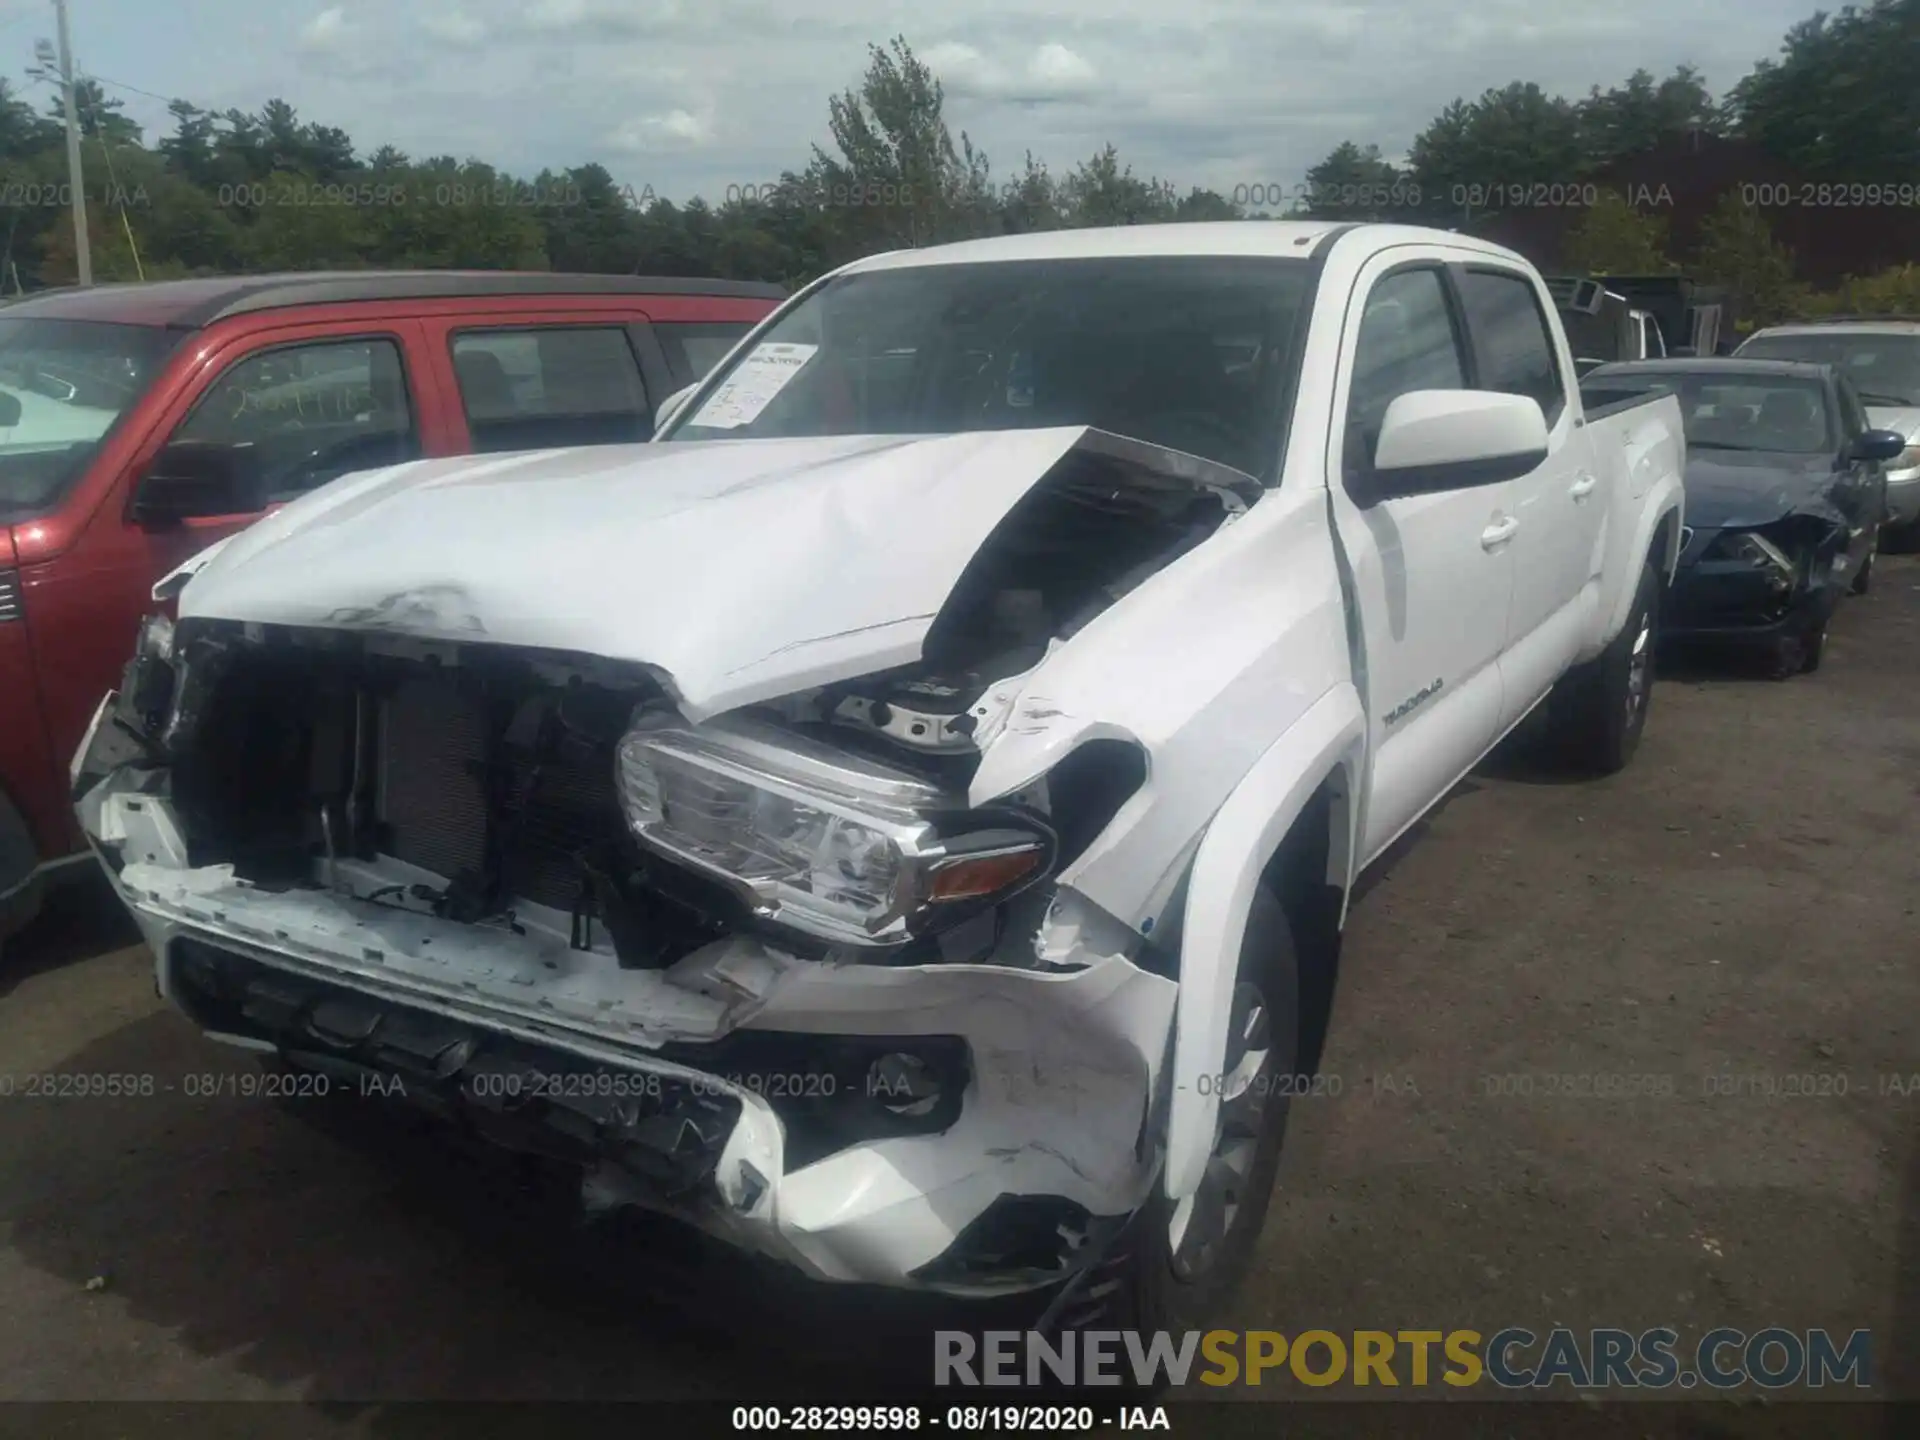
[375,674,627,915]
[376,676,490,884]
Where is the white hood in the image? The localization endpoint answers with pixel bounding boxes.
[177,428,1250,721]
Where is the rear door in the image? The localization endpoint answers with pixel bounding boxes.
[422,302,770,451]
[420,310,656,452]
[1325,252,1516,867]
[1452,264,1603,730]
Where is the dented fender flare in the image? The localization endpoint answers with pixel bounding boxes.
[1163,681,1366,1203]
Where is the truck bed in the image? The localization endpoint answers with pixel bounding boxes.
[1579,379,1679,424]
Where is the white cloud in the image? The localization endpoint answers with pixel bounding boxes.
[607,108,713,152]
[298,7,351,52]
[421,9,489,46]
[932,41,1099,104]
[523,0,689,38]
[1026,43,1097,94]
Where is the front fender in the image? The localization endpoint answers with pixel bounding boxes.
[1164,681,1366,1201]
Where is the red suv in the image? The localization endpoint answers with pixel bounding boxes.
[0,270,784,953]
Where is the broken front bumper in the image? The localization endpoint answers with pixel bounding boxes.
[1663,561,1843,645]
[74,711,1177,1296]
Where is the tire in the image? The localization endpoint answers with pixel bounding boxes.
[1549,559,1659,776]
[1765,615,1826,680]
[1880,519,1920,555]
[1800,615,1828,674]
[1850,542,1875,596]
[1053,886,1300,1343]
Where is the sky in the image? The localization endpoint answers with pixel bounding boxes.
[11,0,1820,205]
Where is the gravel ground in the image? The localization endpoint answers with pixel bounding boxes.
[2,557,1916,1433]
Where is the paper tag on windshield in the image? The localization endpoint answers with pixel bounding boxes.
[688,342,818,429]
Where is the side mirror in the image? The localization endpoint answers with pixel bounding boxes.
[1852,428,1908,463]
[1360,390,1550,502]
[651,382,699,437]
[0,390,20,427]
[129,441,262,526]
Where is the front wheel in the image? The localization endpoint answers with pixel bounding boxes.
[1549,559,1659,776]
[1056,887,1300,1340]
[1766,615,1827,680]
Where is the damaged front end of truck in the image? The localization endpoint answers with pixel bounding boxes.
[73,426,1264,1296]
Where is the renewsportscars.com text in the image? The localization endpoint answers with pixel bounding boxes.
[934,1327,1872,1389]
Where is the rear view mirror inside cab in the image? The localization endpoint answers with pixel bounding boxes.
[1355,389,1550,503]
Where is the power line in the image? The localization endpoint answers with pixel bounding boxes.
[78,71,181,106]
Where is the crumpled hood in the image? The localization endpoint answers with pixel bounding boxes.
[177,427,1248,721]
[1681,450,1841,533]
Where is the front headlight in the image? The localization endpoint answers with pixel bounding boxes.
[117,612,179,740]
[615,713,1054,948]
[1703,530,1798,587]
[134,612,174,664]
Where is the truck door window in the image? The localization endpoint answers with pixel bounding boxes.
[1457,269,1566,425]
[172,337,417,504]
[1345,267,1468,478]
[450,326,652,452]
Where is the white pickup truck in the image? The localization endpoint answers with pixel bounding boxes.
[73,221,1684,1334]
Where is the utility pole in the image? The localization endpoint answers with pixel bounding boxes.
[53,0,90,285]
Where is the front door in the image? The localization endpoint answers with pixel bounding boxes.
[30,319,436,836]
[1324,254,1516,867]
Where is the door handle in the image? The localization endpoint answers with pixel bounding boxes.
[1570,472,1598,499]
[1480,516,1519,550]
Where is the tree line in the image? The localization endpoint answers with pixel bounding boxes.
[0,0,1913,322]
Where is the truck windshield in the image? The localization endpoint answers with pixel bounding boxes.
[0,317,183,519]
[1736,332,1920,407]
[663,255,1313,480]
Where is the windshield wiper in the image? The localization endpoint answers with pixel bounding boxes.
[1856,391,1914,407]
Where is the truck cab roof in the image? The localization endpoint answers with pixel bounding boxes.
[833,221,1532,275]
